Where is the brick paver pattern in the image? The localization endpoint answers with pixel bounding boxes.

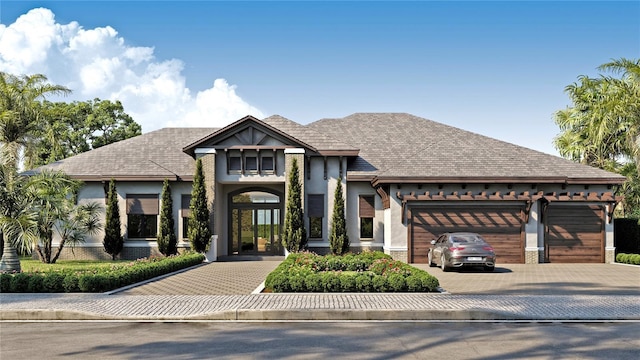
[1,261,638,321]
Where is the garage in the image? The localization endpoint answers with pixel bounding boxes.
[409,205,525,264]
[545,204,604,263]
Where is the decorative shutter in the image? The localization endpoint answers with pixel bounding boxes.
[307,194,324,218]
[359,195,375,218]
[126,194,159,215]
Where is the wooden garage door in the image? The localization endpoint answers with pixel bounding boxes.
[545,204,604,263]
[410,205,524,264]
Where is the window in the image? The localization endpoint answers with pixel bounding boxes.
[261,156,274,172]
[181,194,191,239]
[307,194,324,239]
[229,156,241,171]
[245,156,258,172]
[359,195,375,238]
[126,194,159,238]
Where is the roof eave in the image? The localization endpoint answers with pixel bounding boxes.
[68,175,193,182]
[370,176,626,187]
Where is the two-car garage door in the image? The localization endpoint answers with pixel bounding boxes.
[410,205,525,264]
[409,203,606,264]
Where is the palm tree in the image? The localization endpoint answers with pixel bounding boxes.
[0,72,71,172]
[0,73,71,271]
[598,58,640,169]
[554,58,640,215]
[0,161,37,272]
[27,170,102,264]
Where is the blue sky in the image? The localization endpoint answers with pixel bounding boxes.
[1,1,638,156]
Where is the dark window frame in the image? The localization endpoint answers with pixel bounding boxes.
[359,195,375,239]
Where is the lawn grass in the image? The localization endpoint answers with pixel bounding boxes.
[20,258,130,273]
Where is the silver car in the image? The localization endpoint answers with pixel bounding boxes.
[428,232,496,272]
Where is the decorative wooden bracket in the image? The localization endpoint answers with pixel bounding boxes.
[376,185,390,209]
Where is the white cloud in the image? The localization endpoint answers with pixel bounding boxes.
[0,8,263,132]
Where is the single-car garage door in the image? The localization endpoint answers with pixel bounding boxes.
[410,205,525,264]
[545,204,604,263]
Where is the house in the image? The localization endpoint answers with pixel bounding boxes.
[33,113,626,264]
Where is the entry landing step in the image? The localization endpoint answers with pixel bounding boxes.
[216,255,286,262]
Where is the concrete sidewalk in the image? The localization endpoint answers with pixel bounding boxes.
[2,293,638,321]
[1,261,639,321]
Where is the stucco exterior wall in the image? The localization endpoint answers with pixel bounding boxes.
[345,181,384,251]
[48,180,195,260]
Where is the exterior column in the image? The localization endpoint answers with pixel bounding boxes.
[195,148,216,234]
[524,201,542,264]
[284,147,306,213]
[605,203,615,263]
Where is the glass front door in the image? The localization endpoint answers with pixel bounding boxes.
[230,190,282,255]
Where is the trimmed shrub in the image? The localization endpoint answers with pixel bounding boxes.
[321,272,342,292]
[355,273,374,292]
[387,273,407,292]
[42,272,65,292]
[304,273,323,292]
[27,274,44,292]
[63,274,80,292]
[10,273,30,292]
[339,273,357,292]
[0,273,11,292]
[2,253,205,293]
[266,272,290,292]
[616,253,640,265]
[405,274,423,292]
[264,250,439,293]
[372,275,388,292]
[420,274,440,292]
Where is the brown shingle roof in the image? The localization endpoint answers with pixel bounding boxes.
[262,115,358,154]
[307,113,625,184]
[32,113,625,185]
[32,128,218,180]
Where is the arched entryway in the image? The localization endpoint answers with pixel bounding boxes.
[228,188,284,256]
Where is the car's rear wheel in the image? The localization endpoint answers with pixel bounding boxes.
[428,250,436,267]
[441,255,449,272]
[483,265,495,272]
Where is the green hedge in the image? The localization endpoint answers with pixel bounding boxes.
[265,251,440,293]
[0,253,205,293]
[616,253,640,265]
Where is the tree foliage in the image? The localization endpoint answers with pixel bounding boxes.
[103,179,123,260]
[28,98,141,168]
[0,72,71,173]
[158,179,178,256]
[554,58,640,215]
[329,176,349,255]
[188,159,211,253]
[283,158,307,252]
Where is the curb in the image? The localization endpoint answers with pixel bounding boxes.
[1,308,528,321]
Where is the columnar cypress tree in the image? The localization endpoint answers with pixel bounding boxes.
[158,179,177,256]
[188,159,211,253]
[283,157,306,252]
[329,176,349,255]
[103,178,123,260]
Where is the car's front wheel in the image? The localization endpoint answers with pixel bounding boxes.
[483,265,495,272]
[428,250,436,267]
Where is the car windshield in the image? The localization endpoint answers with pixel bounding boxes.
[450,234,485,244]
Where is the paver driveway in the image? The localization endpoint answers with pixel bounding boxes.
[118,259,639,296]
[116,260,282,295]
[413,263,640,295]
